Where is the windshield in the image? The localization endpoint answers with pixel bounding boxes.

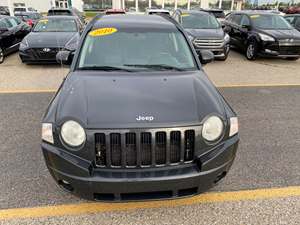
[77,28,197,71]
[33,18,77,32]
[182,13,220,29]
[251,14,293,30]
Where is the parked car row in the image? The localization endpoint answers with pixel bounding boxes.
[1,9,300,64]
[0,15,31,63]
[0,7,85,64]
[15,11,42,27]
[173,10,230,61]
[19,16,83,64]
[222,11,300,60]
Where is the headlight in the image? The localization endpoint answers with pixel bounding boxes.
[61,120,86,147]
[187,34,194,41]
[19,38,29,49]
[224,33,230,42]
[42,123,54,144]
[229,117,238,137]
[258,33,275,42]
[202,116,224,142]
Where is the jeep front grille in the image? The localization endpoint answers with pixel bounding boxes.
[193,39,224,49]
[94,128,197,168]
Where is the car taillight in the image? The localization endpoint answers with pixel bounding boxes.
[27,19,33,26]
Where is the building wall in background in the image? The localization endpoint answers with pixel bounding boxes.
[0,0,83,13]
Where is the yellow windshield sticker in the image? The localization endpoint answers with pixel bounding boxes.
[181,13,190,17]
[39,19,48,23]
[250,15,260,19]
[89,28,118,37]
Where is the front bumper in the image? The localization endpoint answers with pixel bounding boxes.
[19,48,60,64]
[42,135,239,201]
[193,39,229,59]
[259,41,300,58]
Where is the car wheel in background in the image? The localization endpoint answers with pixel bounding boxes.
[0,47,4,64]
[246,41,258,61]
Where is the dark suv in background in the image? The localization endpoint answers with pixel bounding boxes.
[223,11,300,60]
[173,10,230,60]
[0,15,31,63]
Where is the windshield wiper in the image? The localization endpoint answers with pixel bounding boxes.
[77,66,133,72]
[124,64,185,71]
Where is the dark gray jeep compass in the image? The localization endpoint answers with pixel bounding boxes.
[41,14,239,201]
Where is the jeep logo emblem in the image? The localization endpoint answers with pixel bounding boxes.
[136,115,154,121]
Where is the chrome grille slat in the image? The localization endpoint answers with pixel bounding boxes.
[95,127,197,168]
[193,39,224,48]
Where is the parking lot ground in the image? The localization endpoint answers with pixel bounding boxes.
[0,51,299,224]
[0,86,300,224]
[0,51,300,92]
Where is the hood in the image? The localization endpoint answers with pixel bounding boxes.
[25,32,78,48]
[185,28,224,39]
[55,71,226,129]
[257,28,300,40]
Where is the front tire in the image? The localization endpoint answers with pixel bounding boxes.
[0,47,4,64]
[246,41,258,60]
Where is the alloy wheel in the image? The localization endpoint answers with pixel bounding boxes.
[0,48,4,64]
[246,44,254,59]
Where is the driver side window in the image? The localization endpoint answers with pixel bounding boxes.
[240,15,250,27]
[295,18,300,28]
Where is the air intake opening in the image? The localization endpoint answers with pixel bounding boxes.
[125,133,137,166]
[155,132,167,164]
[121,191,172,200]
[184,130,195,161]
[141,132,152,165]
[95,133,106,166]
[170,131,181,163]
[214,171,227,184]
[94,193,115,201]
[111,133,121,166]
[178,187,198,197]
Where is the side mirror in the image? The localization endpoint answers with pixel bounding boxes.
[56,50,74,65]
[198,50,214,65]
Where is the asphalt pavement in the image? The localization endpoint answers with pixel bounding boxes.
[0,86,300,207]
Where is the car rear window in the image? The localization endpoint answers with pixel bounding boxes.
[48,10,72,16]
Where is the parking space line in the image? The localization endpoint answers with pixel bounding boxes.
[0,89,57,94]
[0,186,299,221]
[1,83,300,95]
[217,84,300,88]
